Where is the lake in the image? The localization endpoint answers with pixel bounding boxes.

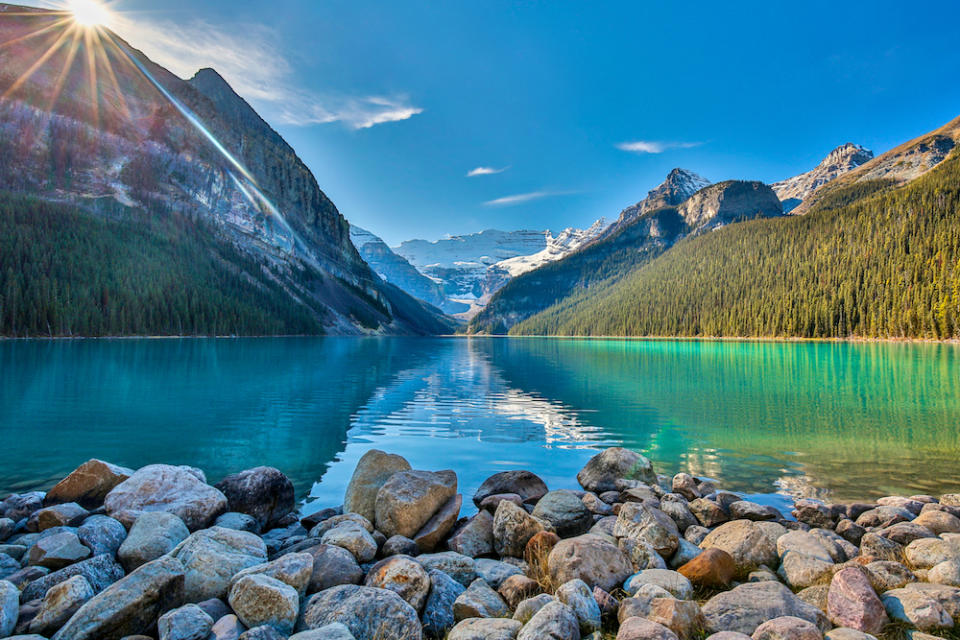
[1,337,958,515]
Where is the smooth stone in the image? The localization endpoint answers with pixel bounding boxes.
[448,511,495,558]
[669,538,702,568]
[855,506,914,529]
[928,559,960,586]
[689,499,730,528]
[617,616,680,640]
[624,569,693,599]
[859,533,903,562]
[881,588,953,631]
[904,537,960,568]
[532,491,593,538]
[105,465,228,531]
[417,551,478,587]
[29,575,95,636]
[498,575,541,609]
[49,555,185,640]
[476,558,522,589]
[2,580,22,638]
[413,493,462,552]
[321,523,378,563]
[672,474,700,501]
[237,625,285,640]
[729,501,781,522]
[777,531,834,563]
[826,567,888,634]
[3,493,44,523]
[214,467,295,531]
[473,471,548,508]
[453,578,510,621]
[44,460,134,510]
[824,630,876,640]
[118,512,190,571]
[547,533,632,593]
[913,510,960,535]
[422,568,466,638]
[157,603,214,640]
[513,594,554,624]
[493,501,545,558]
[555,578,601,634]
[289,623,356,640]
[701,581,829,635]
[28,531,91,569]
[170,526,267,602]
[619,537,668,570]
[613,502,679,557]
[679,547,736,588]
[215,513,260,533]
[231,552,313,596]
[577,448,656,493]
[77,515,127,557]
[21,554,124,602]
[30,504,89,532]
[375,470,457,539]
[343,450,411,523]
[209,613,247,640]
[700,520,780,575]
[196,598,231,622]
[777,552,835,590]
[301,584,422,640]
[448,618,522,640]
[364,555,430,612]
[381,535,419,557]
[516,600,579,640]
[228,574,299,635]
[879,522,936,546]
[751,616,823,640]
[646,598,705,640]
[309,514,374,538]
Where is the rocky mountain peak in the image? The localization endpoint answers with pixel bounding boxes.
[773,143,874,213]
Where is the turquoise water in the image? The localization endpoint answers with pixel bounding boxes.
[1,338,958,514]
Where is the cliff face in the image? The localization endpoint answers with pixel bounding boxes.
[0,5,451,335]
[772,143,874,213]
[679,181,783,230]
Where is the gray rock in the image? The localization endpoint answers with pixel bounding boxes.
[729,501,781,522]
[701,581,829,635]
[660,500,699,533]
[548,534,633,593]
[321,523,378,563]
[29,575,95,635]
[0,553,20,580]
[751,616,823,640]
[302,584,422,640]
[238,625,285,640]
[448,618,522,640]
[29,531,92,569]
[513,594,554,624]
[118,511,190,571]
[453,578,510,621]
[21,554,125,602]
[50,555,186,640]
[304,543,364,592]
[614,502,680,557]
[859,533,903,562]
[777,552,834,590]
[516,600,579,640]
[448,511,495,558]
[157,603,214,640]
[375,470,457,540]
[864,561,915,592]
[228,574,299,635]
[618,616,680,640]
[672,474,700,501]
[382,535,420,557]
[881,588,952,631]
[364,555,431,612]
[475,558,522,589]
[904,537,960,568]
[689,499,731,528]
[700,520,780,574]
[214,467,295,531]
[231,552,313,595]
[309,514,374,538]
[685,525,710,545]
[3,492,44,522]
[343,450,412,523]
[473,471,548,508]
[422,568,466,638]
[928,558,960,586]
[196,598,232,622]
[289,623,356,640]
[624,569,693,599]
[208,613,246,640]
[1,580,20,638]
[555,578,601,634]
[577,448,656,493]
[215,513,260,533]
[619,537,668,570]
[493,501,545,558]
[532,491,593,538]
[170,526,267,602]
[104,464,228,530]
[44,460,134,510]
[77,515,127,557]
[29,503,89,532]
[777,531,833,563]
[414,493,462,552]
[0,519,15,542]
[855,506,913,529]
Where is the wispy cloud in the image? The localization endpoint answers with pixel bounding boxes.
[14,1,424,130]
[484,190,572,207]
[467,166,508,177]
[616,140,702,154]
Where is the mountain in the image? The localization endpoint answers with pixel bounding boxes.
[772,143,874,212]
[0,5,452,336]
[594,168,710,242]
[513,116,960,339]
[393,223,606,316]
[468,178,782,334]
[349,225,468,315]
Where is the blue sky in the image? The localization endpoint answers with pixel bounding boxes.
[29,0,960,244]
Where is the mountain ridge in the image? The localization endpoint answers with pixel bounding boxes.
[772,143,874,213]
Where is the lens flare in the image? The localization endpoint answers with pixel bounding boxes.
[68,0,111,28]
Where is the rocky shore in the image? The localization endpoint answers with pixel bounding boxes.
[1,449,959,640]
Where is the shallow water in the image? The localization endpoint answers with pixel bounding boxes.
[1,337,958,513]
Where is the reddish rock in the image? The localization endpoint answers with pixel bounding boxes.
[44,459,134,509]
[618,616,681,640]
[497,574,540,609]
[751,616,823,640]
[524,530,561,566]
[827,567,888,635]
[679,548,737,588]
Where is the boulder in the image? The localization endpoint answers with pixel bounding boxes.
[289,624,356,640]
[480,494,525,514]
[689,499,730,528]
[382,535,419,557]
[473,471,548,507]
[417,551,477,587]
[105,465,228,530]
[304,543,363,592]
[879,523,936,546]
[904,537,960,569]
[493,501,545,558]
[777,531,834,564]
[50,555,185,640]
[364,555,431,612]
[577,448,656,493]
[498,574,541,609]
[208,613,247,640]
[700,520,779,575]
[453,578,510,621]
[777,552,834,590]
[422,568,466,638]
[28,531,91,569]
[513,594,554,624]
[448,618,522,640]
[548,534,633,593]
[928,559,960,586]
[532,491,593,538]
[30,503,89,531]
[476,558,522,589]
[118,512,190,571]
[231,552,313,596]
[301,584,422,640]
[864,561,915,592]
[44,460,134,510]
[617,616,680,640]
[215,512,260,533]
[881,588,953,631]
[670,538,702,568]
[321,523,378,563]
[414,493,462,552]
[310,513,374,537]
[343,450,411,522]
[77,515,127,557]
[701,581,829,635]
[516,601,579,640]
[624,569,693,599]
[613,502,680,557]
[375,470,457,539]
[661,500,700,533]
[28,574,95,635]
[170,527,267,602]
[646,598,705,640]
[913,510,960,535]
[1,580,19,639]
[751,616,823,640]
[729,501,781,522]
[228,574,299,635]
[826,567,887,634]
[21,554,125,602]
[157,603,214,640]
[672,474,700,501]
[555,578,601,634]
[214,467,295,531]
[619,537,668,570]
[448,511,495,558]
[678,548,736,588]
[797,586,830,615]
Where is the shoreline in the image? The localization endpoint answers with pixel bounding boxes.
[2,448,959,639]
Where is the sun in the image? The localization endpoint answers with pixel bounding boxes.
[67,0,112,28]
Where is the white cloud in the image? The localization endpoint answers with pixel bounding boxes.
[10,0,425,130]
[484,190,571,207]
[616,140,702,154]
[467,166,508,177]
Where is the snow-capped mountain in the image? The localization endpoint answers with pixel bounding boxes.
[495,218,609,278]
[772,143,874,213]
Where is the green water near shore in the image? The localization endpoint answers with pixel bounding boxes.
[1,337,957,510]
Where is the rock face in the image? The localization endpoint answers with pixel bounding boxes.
[170,527,267,602]
[44,460,134,509]
[701,581,829,635]
[598,168,712,242]
[302,584,422,640]
[214,467,295,531]
[772,143,874,212]
[374,470,457,539]
[677,181,783,231]
[548,534,634,593]
[50,556,185,640]
[105,465,229,530]
[577,448,657,493]
[343,450,412,523]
